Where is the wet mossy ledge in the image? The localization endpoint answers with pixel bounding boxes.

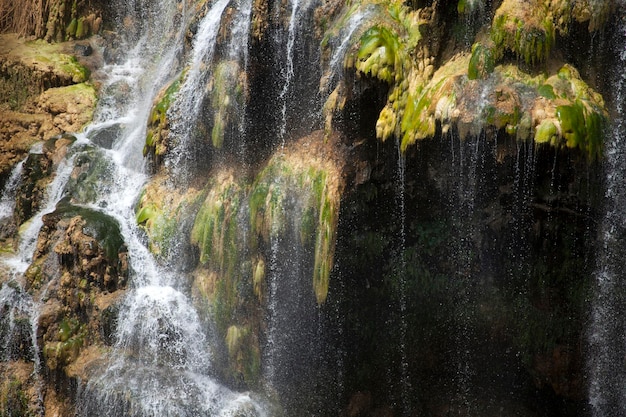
[0,33,99,188]
[137,131,345,387]
[320,0,610,159]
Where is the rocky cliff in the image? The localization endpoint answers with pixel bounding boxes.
[0,0,621,415]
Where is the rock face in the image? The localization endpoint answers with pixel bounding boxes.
[0,34,97,191]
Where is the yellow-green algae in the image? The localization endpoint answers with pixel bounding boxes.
[191,172,243,289]
[208,60,247,148]
[321,0,608,158]
[43,317,87,370]
[225,324,260,385]
[399,58,606,157]
[490,0,554,66]
[135,175,202,257]
[144,74,183,159]
[321,0,424,142]
[189,170,259,386]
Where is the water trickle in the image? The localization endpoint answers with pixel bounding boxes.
[394,139,412,417]
[228,0,253,158]
[4,155,75,274]
[277,0,301,146]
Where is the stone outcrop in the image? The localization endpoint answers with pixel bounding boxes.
[0,34,98,191]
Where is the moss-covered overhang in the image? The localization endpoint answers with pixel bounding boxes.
[320,0,610,159]
[400,56,606,158]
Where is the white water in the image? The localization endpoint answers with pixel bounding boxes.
[395,142,411,417]
[75,0,267,413]
[168,0,231,173]
[228,0,253,157]
[277,0,301,145]
[322,6,374,92]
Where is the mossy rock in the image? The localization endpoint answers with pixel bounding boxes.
[49,199,125,261]
[43,316,87,370]
[490,0,554,66]
[397,55,606,158]
[144,74,183,164]
[64,145,115,205]
[0,377,30,417]
[321,0,424,142]
[208,60,246,148]
[135,175,202,258]
[191,172,243,274]
[250,141,342,304]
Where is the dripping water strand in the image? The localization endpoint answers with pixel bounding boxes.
[228,0,253,159]
[278,0,301,147]
[4,154,75,274]
[395,139,412,417]
[263,213,282,387]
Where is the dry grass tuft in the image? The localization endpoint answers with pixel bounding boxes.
[0,0,46,38]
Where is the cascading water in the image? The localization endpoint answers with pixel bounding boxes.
[2,0,623,415]
[587,5,626,414]
[74,0,268,413]
[5,153,76,273]
[167,0,231,175]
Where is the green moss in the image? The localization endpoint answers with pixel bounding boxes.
[556,100,604,158]
[191,178,242,273]
[490,0,554,66]
[468,42,495,80]
[66,18,78,38]
[534,120,557,144]
[60,55,90,83]
[75,17,85,39]
[209,61,245,148]
[356,26,403,83]
[323,0,422,144]
[144,73,183,159]
[1,378,31,417]
[135,192,181,258]
[43,317,87,370]
[52,200,125,261]
[250,155,339,304]
[537,83,556,99]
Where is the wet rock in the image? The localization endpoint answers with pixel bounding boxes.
[74,43,93,57]
[88,124,122,149]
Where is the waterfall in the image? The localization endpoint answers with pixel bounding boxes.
[277,0,302,145]
[587,6,626,414]
[0,0,268,414]
[74,0,268,413]
[167,0,231,175]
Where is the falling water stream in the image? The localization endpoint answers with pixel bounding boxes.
[395,140,411,417]
[587,6,626,414]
